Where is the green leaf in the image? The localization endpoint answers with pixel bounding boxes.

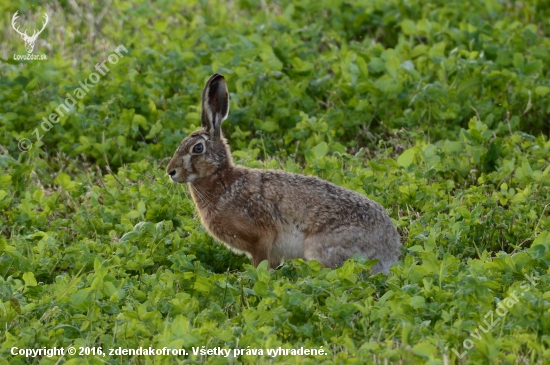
[291,57,313,73]
[513,53,524,69]
[253,281,268,296]
[137,201,146,214]
[385,55,401,78]
[412,342,437,358]
[443,141,464,154]
[55,173,77,192]
[127,210,141,219]
[356,56,369,79]
[257,260,270,283]
[410,296,425,309]
[397,148,415,167]
[456,206,471,219]
[535,86,550,96]
[339,260,355,280]
[401,323,413,346]
[132,114,148,127]
[4,112,18,121]
[23,272,37,287]
[313,142,328,159]
[171,315,189,337]
[70,289,91,307]
[260,120,279,132]
[400,19,417,35]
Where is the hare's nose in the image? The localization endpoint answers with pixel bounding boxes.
[168,170,177,178]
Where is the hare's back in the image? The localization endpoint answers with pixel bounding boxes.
[252,169,392,231]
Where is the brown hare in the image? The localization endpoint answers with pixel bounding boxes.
[166,74,401,274]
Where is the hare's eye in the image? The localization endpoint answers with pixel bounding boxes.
[192,143,204,154]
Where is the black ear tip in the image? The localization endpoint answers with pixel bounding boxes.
[208,73,225,83]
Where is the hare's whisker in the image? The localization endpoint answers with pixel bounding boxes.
[167,181,178,206]
[192,185,214,211]
[193,183,217,199]
[180,184,191,202]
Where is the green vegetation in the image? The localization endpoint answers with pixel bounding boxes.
[1,0,549,364]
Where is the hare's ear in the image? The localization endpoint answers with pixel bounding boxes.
[201,73,229,140]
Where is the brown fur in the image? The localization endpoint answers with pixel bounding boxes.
[166,74,402,273]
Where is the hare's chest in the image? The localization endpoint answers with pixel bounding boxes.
[197,204,262,251]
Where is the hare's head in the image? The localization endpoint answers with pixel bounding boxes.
[166,73,232,183]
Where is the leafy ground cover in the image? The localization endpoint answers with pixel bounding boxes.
[1,0,550,364]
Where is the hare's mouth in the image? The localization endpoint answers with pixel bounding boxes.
[167,170,197,184]
[167,170,184,183]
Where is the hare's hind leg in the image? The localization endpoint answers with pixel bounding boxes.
[303,232,359,268]
[303,230,390,273]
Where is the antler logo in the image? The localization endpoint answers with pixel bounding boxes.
[12,11,49,54]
